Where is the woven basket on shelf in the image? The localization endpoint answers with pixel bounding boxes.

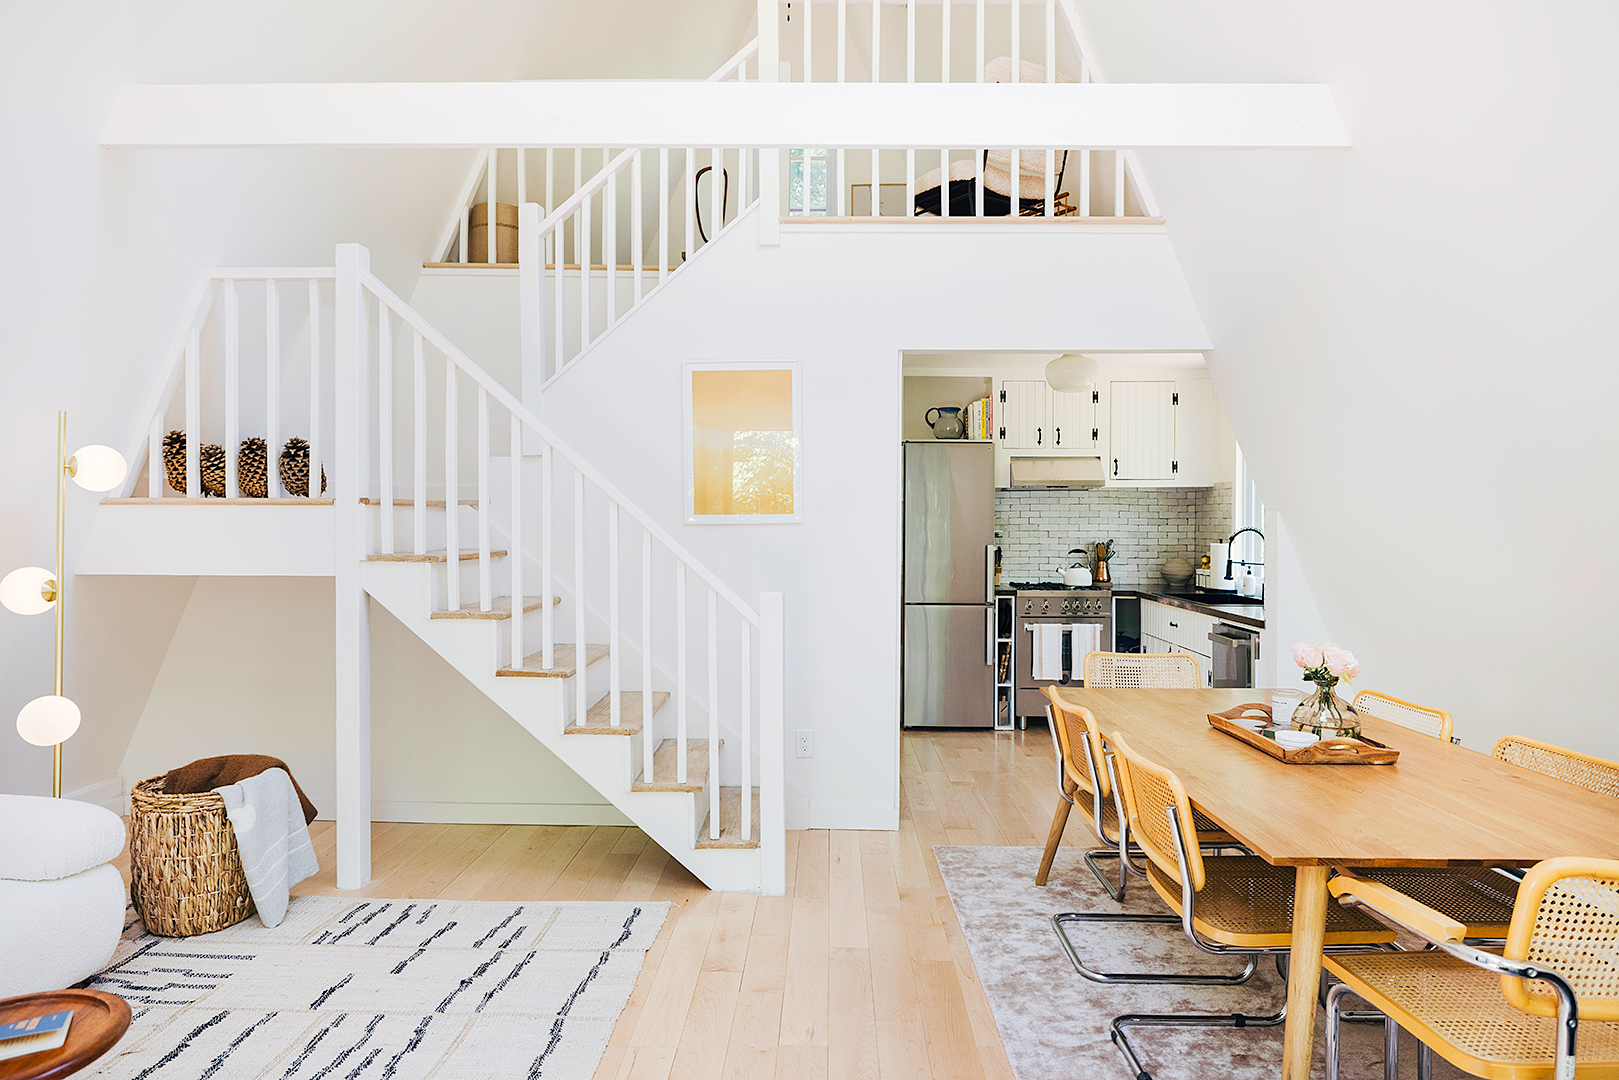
[128,775,255,936]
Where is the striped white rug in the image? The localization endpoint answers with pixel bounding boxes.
[81,895,668,1080]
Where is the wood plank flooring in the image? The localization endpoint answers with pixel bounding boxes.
[116,727,1072,1080]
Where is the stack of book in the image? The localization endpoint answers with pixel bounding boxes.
[0,1010,73,1062]
[964,396,994,441]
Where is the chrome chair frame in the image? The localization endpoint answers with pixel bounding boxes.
[1102,806,1398,1080]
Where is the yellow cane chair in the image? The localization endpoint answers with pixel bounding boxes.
[1039,688,1240,902]
[1352,689,1455,742]
[1493,736,1619,799]
[1325,859,1619,1080]
[1083,650,1202,689]
[1054,736,1394,1077]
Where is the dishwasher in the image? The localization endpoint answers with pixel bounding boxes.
[1208,623,1259,688]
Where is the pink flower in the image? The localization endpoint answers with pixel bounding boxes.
[1291,642,1323,670]
[1322,644,1360,682]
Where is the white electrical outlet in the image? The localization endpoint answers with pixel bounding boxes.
[795,729,814,758]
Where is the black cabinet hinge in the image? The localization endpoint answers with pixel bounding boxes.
[1172,460,1179,474]
[1172,392,1179,405]
[1091,390,1099,404]
[1091,427,1098,442]
[998,426,1005,440]
[999,389,1006,402]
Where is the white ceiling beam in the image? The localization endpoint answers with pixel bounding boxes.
[101,81,1349,150]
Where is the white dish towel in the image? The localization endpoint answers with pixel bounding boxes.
[214,767,319,928]
[1031,624,1064,681]
[1069,623,1102,673]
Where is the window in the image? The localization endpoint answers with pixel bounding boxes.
[684,361,802,523]
[1232,440,1264,567]
[788,148,828,216]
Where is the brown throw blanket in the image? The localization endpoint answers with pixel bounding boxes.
[163,755,319,825]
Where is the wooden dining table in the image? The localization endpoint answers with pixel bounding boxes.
[1051,686,1619,1080]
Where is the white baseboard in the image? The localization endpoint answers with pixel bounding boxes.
[66,778,126,814]
[804,806,900,831]
[316,801,634,827]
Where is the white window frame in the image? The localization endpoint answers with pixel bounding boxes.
[788,148,829,216]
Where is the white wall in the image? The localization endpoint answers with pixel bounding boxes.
[1077,1,1619,756]
[0,0,753,798]
[540,216,1210,828]
[120,577,625,824]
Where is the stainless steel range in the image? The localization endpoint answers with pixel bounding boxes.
[1010,582,1114,722]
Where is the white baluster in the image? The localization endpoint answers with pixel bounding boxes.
[658,149,670,285]
[445,364,460,612]
[413,332,426,554]
[545,149,555,240]
[553,213,566,375]
[871,0,881,217]
[760,593,785,894]
[580,178,593,351]
[148,413,162,498]
[631,149,644,305]
[308,279,321,497]
[609,502,621,727]
[708,586,719,839]
[574,466,586,728]
[740,614,752,842]
[377,304,394,552]
[941,0,952,221]
[641,528,653,779]
[266,279,281,497]
[477,387,491,611]
[224,279,239,498]
[517,147,526,209]
[542,440,554,671]
[573,148,583,268]
[803,0,812,83]
[838,0,847,85]
[185,325,200,497]
[677,562,688,784]
[906,1,915,216]
[487,148,498,264]
[710,147,722,238]
[1011,1,1021,218]
[685,146,696,255]
[460,199,470,263]
[1080,147,1091,217]
[1047,1,1056,218]
[510,413,524,670]
[976,0,986,217]
[605,162,618,326]
[1114,150,1125,217]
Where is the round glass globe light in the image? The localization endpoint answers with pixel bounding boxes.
[69,444,128,492]
[1045,353,1100,393]
[17,695,80,746]
[0,566,56,615]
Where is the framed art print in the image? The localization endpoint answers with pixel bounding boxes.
[684,361,801,524]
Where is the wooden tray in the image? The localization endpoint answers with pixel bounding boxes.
[1207,704,1399,765]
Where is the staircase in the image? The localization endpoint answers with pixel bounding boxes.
[98,248,786,896]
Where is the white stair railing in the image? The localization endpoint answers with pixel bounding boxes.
[116,269,337,501]
[346,251,782,867]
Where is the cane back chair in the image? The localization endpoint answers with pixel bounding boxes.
[1055,735,1394,1078]
[1352,689,1455,743]
[1083,650,1202,690]
[1494,736,1619,799]
[1326,859,1619,1080]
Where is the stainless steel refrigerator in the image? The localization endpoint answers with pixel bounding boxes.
[902,441,996,728]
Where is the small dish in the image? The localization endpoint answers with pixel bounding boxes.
[1274,730,1320,751]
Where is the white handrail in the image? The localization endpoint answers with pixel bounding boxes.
[359,268,763,626]
[708,38,760,82]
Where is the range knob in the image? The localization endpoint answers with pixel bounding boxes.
[1062,599,1074,614]
[1041,600,1051,614]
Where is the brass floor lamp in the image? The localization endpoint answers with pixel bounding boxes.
[1,412,127,796]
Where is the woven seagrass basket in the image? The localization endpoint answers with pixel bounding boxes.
[128,775,255,936]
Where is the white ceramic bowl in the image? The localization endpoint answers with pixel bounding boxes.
[1274,730,1320,750]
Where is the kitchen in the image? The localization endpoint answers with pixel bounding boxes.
[901,351,1268,731]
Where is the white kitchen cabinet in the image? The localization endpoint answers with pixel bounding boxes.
[1139,600,1215,686]
[1110,380,1177,481]
[996,380,1096,453]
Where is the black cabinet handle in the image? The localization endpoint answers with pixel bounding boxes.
[1036,427,1042,446]
[1113,458,1119,476]
[1169,621,1179,628]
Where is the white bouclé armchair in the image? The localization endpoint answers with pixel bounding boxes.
[0,793,128,996]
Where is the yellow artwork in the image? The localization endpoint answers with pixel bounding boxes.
[689,367,797,518]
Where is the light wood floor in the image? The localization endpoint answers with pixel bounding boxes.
[127,727,1074,1080]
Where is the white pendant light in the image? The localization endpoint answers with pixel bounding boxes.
[0,566,56,615]
[67,444,128,492]
[1045,353,1100,393]
[17,695,81,747]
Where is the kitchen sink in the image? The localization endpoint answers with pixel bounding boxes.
[1163,591,1266,606]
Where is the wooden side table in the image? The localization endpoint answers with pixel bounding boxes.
[0,991,130,1080]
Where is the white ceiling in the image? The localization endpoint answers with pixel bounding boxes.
[902,350,1208,373]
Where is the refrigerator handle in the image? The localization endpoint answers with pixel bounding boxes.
[984,545,997,667]
[986,604,995,666]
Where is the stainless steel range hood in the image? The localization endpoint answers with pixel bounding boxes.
[1008,457,1106,488]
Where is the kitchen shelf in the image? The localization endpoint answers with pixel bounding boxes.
[994,594,1015,730]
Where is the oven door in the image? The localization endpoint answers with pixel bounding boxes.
[1016,617,1110,717]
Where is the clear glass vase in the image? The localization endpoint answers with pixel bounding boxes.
[1290,679,1362,739]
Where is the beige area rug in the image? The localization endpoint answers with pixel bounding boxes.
[936,845,1469,1080]
[80,895,668,1079]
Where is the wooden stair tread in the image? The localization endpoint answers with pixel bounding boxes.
[101,497,335,506]
[632,739,717,793]
[696,787,763,850]
[497,643,610,678]
[360,497,479,507]
[430,596,557,620]
[566,691,671,734]
[368,548,506,563]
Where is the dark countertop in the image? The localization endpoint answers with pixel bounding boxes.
[1115,587,1265,630]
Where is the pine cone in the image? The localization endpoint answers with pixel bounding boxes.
[279,437,327,498]
[238,438,269,498]
[162,430,187,494]
[199,442,227,497]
